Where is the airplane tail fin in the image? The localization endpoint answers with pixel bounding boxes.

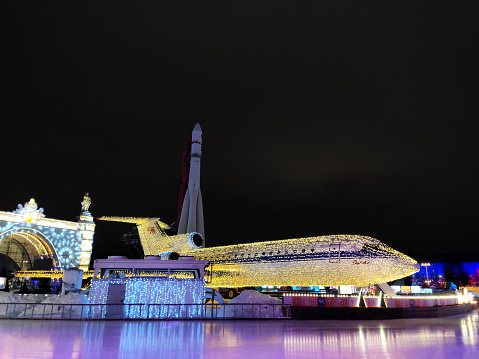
[98,216,171,229]
[98,216,202,256]
[98,216,173,255]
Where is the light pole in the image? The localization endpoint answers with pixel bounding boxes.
[421,263,431,286]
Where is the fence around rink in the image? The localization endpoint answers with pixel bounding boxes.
[0,302,291,320]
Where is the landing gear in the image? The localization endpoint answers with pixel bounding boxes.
[220,288,240,299]
[205,287,224,304]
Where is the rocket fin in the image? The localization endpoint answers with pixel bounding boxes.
[186,191,197,234]
[196,190,205,243]
[178,190,191,234]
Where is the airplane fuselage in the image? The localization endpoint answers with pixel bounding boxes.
[98,218,419,288]
[183,234,419,287]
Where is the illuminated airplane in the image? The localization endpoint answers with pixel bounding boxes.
[98,216,419,289]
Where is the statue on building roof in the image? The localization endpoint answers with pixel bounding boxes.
[81,193,92,212]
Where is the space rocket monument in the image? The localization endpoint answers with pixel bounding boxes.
[177,123,205,244]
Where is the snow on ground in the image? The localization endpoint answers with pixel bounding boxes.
[0,292,46,304]
[213,290,285,318]
[229,290,282,305]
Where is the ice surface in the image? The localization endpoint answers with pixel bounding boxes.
[1,311,477,359]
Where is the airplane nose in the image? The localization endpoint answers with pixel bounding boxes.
[398,253,420,275]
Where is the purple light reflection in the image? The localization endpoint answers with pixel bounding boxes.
[0,312,477,358]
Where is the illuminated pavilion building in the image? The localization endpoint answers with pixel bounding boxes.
[0,196,95,275]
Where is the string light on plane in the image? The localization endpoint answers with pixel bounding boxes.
[181,235,419,288]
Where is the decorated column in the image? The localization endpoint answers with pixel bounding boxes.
[77,193,95,271]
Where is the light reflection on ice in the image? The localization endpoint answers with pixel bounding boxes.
[358,326,368,359]
[117,322,205,359]
[0,311,477,358]
[460,316,478,346]
[379,325,391,359]
[283,324,459,357]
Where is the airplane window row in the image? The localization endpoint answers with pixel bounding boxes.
[362,243,389,252]
[197,248,316,261]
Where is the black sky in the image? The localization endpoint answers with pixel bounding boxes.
[1,1,478,262]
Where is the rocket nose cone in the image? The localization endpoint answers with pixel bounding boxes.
[192,123,202,142]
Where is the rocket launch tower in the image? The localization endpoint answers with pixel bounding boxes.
[177,123,205,244]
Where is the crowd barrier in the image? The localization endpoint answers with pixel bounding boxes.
[0,302,291,320]
[284,294,467,308]
[284,295,357,307]
[384,297,458,308]
[364,297,381,308]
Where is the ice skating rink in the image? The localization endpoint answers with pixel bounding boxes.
[0,311,478,359]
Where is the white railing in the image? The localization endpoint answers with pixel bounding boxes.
[0,303,291,320]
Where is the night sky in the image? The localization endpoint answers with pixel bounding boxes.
[2,1,478,262]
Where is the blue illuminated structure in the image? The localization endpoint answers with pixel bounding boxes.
[89,257,209,319]
[413,257,479,288]
[89,277,205,319]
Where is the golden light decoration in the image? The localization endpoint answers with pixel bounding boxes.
[14,270,95,279]
[98,218,419,288]
[179,234,419,288]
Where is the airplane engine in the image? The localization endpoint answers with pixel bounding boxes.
[187,232,204,249]
[158,251,180,260]
[153,232,204,256]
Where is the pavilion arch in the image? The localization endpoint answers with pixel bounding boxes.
[0,228,60,270]
[0,199,96,271]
